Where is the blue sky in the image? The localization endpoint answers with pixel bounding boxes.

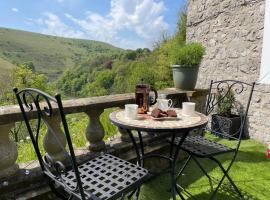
[0,0,186,49]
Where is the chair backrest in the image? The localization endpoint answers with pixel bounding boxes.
[204,80,255,145]
[13,88,86,199]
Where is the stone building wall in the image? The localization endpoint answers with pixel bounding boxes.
[187,0,270,143]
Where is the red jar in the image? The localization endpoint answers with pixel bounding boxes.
[267,145,270,159]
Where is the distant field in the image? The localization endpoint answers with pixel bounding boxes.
[0,27,123,80]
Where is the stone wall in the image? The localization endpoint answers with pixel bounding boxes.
[187,0,270,143]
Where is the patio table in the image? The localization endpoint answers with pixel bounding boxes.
[109,108,208,200]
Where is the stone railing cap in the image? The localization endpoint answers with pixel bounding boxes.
[0,88,207,125]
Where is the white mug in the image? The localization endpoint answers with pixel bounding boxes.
[157,99,173,111]
[125,104,138,119]
[182,102,196,116]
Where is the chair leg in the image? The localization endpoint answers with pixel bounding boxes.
[135,187,141,200]
[171,155,192,200]
[210,157,243,199]
[175,184,186,200]
[67,195,74,200]
[191,156,213,190]
[48,180,76,200]
[127,189,136,199]
[176,155,192,181]
[48,180,68,200]
[128,186,141,200]
[209,173,226,200]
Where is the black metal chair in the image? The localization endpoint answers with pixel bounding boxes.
[173,80,255,199]
[13,88,148,200]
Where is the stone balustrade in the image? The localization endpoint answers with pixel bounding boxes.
[0,88,208,198]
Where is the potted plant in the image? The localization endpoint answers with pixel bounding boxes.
[169,42,205,90]
[211,89,242,139]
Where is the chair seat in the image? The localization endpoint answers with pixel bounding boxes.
[174,135,235,158]
[62,154,148,200]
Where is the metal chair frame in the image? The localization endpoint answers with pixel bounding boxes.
[174,80,255,199]
[13,88,148,200]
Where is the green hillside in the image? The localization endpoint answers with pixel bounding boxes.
[0,27,123,79]
[0,57,16,71]
[0,57,16,87]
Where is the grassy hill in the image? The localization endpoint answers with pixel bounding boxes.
[0,27,123,79]
[0,57,16,87]
[0,57,16,71]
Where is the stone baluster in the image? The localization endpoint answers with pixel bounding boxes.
[0,123,18,178]
[117,105,130,142]
[43,114,67,162]
[85,109,105,151]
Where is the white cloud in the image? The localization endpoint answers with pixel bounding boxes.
[41,12,85,38]
[65,0,168,48]
[11,8,19,12]
[109,0,168,40]
[65,12,116,43]
[25,17,44,25]
[34,0,168,49]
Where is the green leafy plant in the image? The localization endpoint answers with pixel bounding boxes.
[169,42,205,66]
[217,89,235,117]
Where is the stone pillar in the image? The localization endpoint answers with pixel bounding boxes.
[117,105,131,142]
[0,123,18,178]
[43,114,67,162]
[85,109,105,151]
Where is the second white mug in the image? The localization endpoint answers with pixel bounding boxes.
[182,102,196,116]
[125,104,138,119]
[157,99,173,111]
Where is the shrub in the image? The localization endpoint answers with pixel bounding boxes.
[217,89,235,117]
[169,42,205,66]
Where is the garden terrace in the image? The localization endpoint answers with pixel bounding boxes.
[0,88,207,199]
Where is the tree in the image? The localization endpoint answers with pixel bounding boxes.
[21,61,36,72]
[176,11,187,43]
[124,50,137,60]
[0,64,49,105]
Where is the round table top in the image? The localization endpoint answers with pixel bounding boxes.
[109,109,208,132]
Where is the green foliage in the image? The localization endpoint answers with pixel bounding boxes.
[56,46,173,98]
[0,63,50,105]
[121,48,151,61]
[124,50,137,60]
[12,63,48,89]
[169,42,205,66]
[100,108,119,140]
[22,61,35,72]
[165,8,205,68]
[80,70,116,96]
[217,89,236,117]
[56,55,119,97]
[176,11,187,43]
